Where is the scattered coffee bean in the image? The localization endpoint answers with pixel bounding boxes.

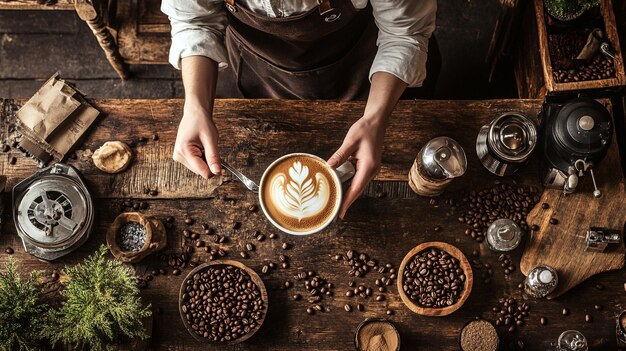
[541,203,549,209]
[9,156,16,165]
[281,242,290,250]
[357,303,364,311]
[172,268,181,276]
[284,281,292,289]
[1,144,9,152]
[585,314,592,323]
[51,272,60,280]
[248,204,258,212]
[195,240,205,248]
[540,317,547,326]
[549,218,558,225]
[375,295,385,302]
[281,262,289,269]
[269,233,277,239]
[159,268,167,275]
[386,310,393,315]
[594,304,603,311]
[402,247,465,308]
[306,307,315,315]
[149,190,158,196]
[434,226,442,232]
[531,224,539,231]
[240,251,249,259]
[256,234,265,241]
[246,243,255,251]
[344,304,352,312]
[562,307,570,316]
[140,202,148,209]
[184,217,194,225]
[457,182,538,242]
[261,265,269,274]
[166,216,175,223]
[293,294,301,301]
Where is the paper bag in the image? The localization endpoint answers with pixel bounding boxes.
[15,73,99,165]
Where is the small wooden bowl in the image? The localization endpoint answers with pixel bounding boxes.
[179,260,268,344]
[354,318,401,351]
[107,212,167,264]
[397,241,473,317]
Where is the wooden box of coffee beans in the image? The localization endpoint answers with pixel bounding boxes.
[179,260,268,343]
[514,0,626,98]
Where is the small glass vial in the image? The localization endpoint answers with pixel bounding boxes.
[485,219,522,252]
[524,264,558,298]
[557,330,588,351]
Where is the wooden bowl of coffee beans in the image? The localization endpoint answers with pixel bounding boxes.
[397,241,473,316]
[179,260,268,344]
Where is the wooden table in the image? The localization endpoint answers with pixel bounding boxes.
[0,98,624,350]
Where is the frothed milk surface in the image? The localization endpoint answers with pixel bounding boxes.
[262,155,338,233]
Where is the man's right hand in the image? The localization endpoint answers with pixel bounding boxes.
[174,55,221,179]
[173,103,222,179]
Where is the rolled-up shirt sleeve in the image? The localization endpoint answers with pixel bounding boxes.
[161,0,229,70]
[369,0,437,87]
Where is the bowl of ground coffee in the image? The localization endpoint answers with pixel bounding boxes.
[459,319,499,351]
[398,241,473,316]
[179,260,268,344]
[354,318,400,351]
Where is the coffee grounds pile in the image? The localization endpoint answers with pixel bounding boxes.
[457,182,539,242]
[460,319,499,351]
[117,221,146,252]
[402,248,465,308]
[181,265,265,342]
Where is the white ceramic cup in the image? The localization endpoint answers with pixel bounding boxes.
[259,153,355,235]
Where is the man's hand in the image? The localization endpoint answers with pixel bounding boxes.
[173,103,222,178]
[173,55,221,178]
[327,72,408,218]
[327,116,385,219]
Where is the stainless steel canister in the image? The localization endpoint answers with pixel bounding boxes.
[476,113,537,176]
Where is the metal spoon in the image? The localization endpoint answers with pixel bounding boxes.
[600,42,615,60]
[220,160,259,193]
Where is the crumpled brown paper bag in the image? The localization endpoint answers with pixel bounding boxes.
[15,73,99,165]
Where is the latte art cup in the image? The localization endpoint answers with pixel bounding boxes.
[259,153,355,235]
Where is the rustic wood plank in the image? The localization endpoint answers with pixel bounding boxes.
[116,0,170,65]
[0,193,623,350]
[0,99,544,199]
[0,10,78,33]
[521,107,626,298]
[0,0,74,10]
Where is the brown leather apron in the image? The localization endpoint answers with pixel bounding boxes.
[222,0,377,100]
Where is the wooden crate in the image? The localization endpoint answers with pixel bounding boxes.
[515,0,626,98]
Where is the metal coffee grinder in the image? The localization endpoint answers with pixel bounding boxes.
[540,97,613,196]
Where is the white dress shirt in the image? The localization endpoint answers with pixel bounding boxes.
[161,0,436,87]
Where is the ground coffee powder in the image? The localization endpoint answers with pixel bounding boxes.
[356,320,400,351]
[460,319,499,351]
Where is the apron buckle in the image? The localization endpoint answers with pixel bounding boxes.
[226,2,237,12]
[318,0,341,22]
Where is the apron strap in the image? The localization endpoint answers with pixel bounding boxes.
[225,0,341,22]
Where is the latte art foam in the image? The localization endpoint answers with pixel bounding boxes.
[262,156,339,233]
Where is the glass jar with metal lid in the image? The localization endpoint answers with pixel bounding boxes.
[476,112,538,176]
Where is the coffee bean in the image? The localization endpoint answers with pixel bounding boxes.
[232,222,241,230]
[346,290,354,297]
[1,144,9,152]
[531,224,539,231]
[9,156,16,165]
[293,294,301,300]
[261,265,269,274]
[281,262,289,269]
[269,233,277,239]
[132,203,140,210]
[344,304,352,312]
[172,269,181,276]
[541,203,549,209]
[256,234,266,241]
[375,295,385,302]
[549,218,558,225]
[386,310,393,315]
[166,216,174,223]
[184,217,194,225]
[149,190,159,196]
[284,281,292,289]
[357,303,364,311]
[594,304,602,311]
[195,240,205,248]
[246,243,255,251]
[239,251,249,259]
[307,307,315,315]
[562,307,570,316]
[281,242,290,250]
[5,247,14,254]
[51,272,60,280]
[585,314,592,323]
[434,226,442,232]
[159,268,167,275]
[248,204,258,212]
[540,317,547,326]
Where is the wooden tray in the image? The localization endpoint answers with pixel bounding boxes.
[520,109,625,299]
